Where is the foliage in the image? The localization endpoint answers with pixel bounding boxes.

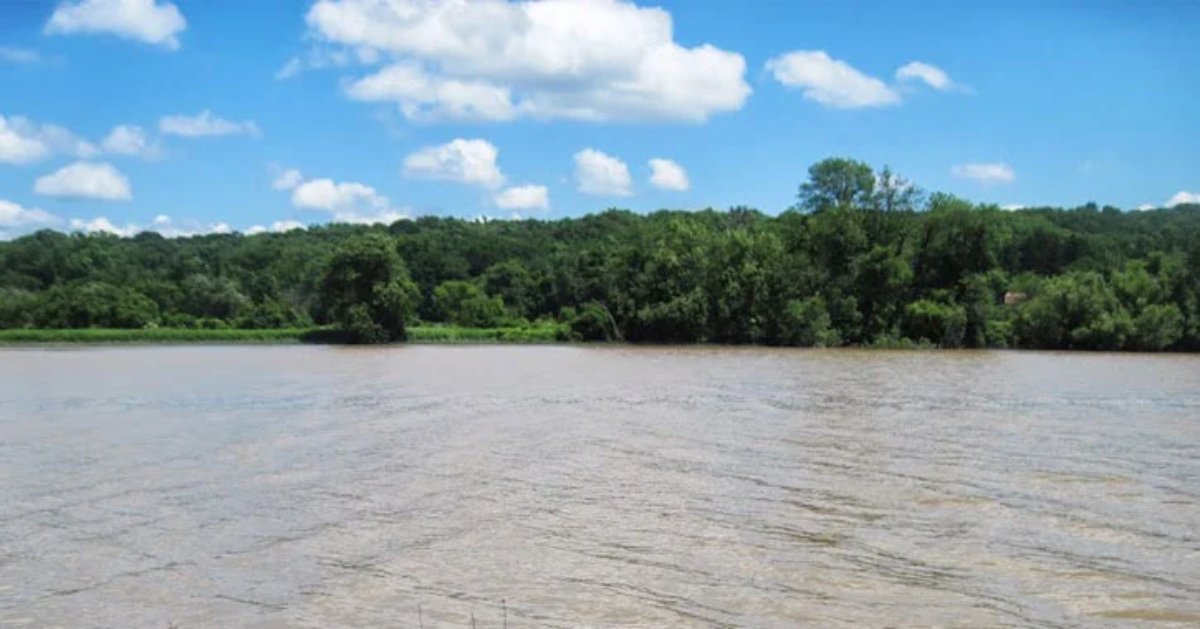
[319,234,419,343]
[561,302,618,341]
[798,157,876,213]
[407,322,566,343]
[0,327,314,343]
[2,158,1199,350]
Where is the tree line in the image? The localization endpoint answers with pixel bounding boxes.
[2,158,1199,350]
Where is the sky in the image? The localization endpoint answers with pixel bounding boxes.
[1,0,1198,238]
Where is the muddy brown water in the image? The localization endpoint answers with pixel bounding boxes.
[1,346,1198,627]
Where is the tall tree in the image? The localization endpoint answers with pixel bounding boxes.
[873,166,924,212]
[319,234,419,343]
[798,158,876,213]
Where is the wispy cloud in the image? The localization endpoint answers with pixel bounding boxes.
[951,162,1015,185]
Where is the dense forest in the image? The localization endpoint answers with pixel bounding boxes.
[2,158,1199,350]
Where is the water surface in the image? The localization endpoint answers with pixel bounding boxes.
[1,346,1198,627]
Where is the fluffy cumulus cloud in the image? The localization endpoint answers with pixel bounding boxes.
[292,178,386,212]
[69,216,141,236]
[272,168,305,190]
[648,158,689,191]
[767,51,960,109]
[306,0,750,122]
[34,161,133,201]
[766,50,899,109]
[951,162,1015,185]
[246,220,307,235]
[895,61,953,91]
[65,214,234,238]
[0,199,61,238]
[100,124,158,157]
[276,169,407,225]
[0,114,97,163]
[159,110,260,138]
[144,214,231,237]
[574,148,632,196]
[494,185,549,212]
[346,63,519,122]
[1166,191,1200,207]
[402,138,505,187]
[44,0,187,50]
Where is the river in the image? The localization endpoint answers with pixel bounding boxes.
[1,346,1198,627]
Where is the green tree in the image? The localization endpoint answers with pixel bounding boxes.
[798,158,876,213]
[319,234,418,343]
[902,299,967,348]
[872,166,924,212]
[779,296,841,347]
[480,259,536,317]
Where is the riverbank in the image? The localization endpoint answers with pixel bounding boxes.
[0,323,568,345]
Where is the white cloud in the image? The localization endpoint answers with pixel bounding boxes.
[159,110,260,138]
[402,138,504,188]
[0,199,60,232]
[574,149,632,196]
[307,0,750,122]
[1166,191,1200,207]
[274,46,378,80]
[766,50,899,109]
[0,114,96,163]
[330,209,409,225]
[1000,204,1025,211]
[293,178,387,212]
[648,158,689,191]
[141,214,233,237]
[0,47,41,64]
[1135,203,1156,212]
[346,63,518,122]
[270,220,307,232]
[100,124,158,157]
[44,0,186,50]
[246,220,308,235]
[69,216,140,236]
[951,162,1015,185]
[0,116,49,163]
[896,61,953,91]
[274,58,303,80]
[34,161,132,201]
[272,168,304,190]
[279,172,409,225]
[66,214,234,238]
[494,185,549,212]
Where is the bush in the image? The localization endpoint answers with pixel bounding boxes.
[780,296,841,347]
[562,302,616,341]
[902,299,967,348]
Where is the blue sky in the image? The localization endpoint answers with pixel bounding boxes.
[1,0,1198,237]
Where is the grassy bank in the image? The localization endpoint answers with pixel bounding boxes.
[407,322,566,343]
[0,323,568,345]
[0,327,316,344]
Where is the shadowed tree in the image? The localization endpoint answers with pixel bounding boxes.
[319,234,419,343]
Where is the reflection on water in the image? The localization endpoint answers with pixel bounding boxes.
[1,346,1198,627]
